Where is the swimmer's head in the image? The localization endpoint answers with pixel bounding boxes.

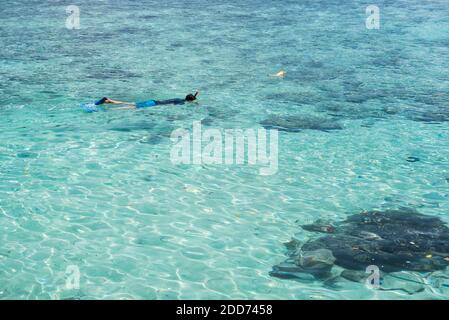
[185,91,199,102]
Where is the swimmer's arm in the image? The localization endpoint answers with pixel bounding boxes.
[105,98,134,105]
[102,98,136,109]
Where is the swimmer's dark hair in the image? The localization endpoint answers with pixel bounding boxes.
[185,91,199,102]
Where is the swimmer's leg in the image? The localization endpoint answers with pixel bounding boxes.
[109,105,137,110]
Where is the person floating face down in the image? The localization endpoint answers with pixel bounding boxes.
[94,91,199,110]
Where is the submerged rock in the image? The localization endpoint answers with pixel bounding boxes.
[298,249,336,275]
[302,220,335,234]
[410,111,449,123]
[271,209,449,281]
[260,115,342,132]
[340,269,367,282]
[407,102,449,123]
[271,250,335,280]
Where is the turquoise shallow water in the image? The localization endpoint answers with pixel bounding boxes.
[1,0,449,299]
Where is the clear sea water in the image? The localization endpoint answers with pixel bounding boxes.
[1,0,449,299]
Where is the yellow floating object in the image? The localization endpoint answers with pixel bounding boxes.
[271,70,286,78]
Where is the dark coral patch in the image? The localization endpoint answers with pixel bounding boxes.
[271,209,449,281]
[260,115,342,133]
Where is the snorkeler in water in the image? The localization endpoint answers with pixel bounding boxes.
[94,91,199,110]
